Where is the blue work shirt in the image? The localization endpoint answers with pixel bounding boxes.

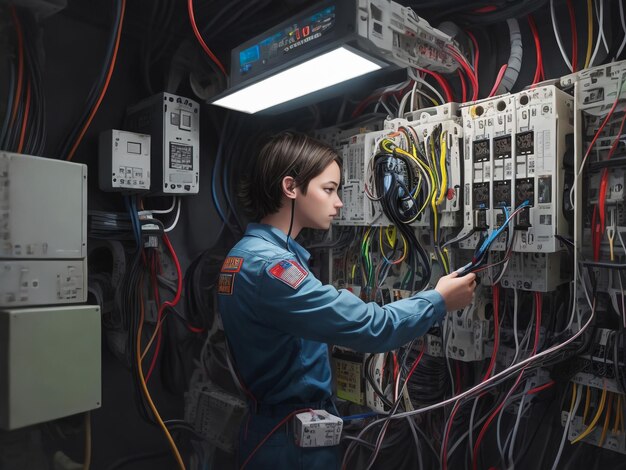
[217,223,447,406]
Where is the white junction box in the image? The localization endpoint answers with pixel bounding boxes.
[293,410,343,448]
[99,129,151,192]
[0,152,87,259]
[126,92,200,195]
[0,258,87,307]
[0,305,101,430]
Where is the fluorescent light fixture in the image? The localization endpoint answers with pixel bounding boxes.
[212,46,383,114]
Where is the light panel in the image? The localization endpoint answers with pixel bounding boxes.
[212,46,384,114]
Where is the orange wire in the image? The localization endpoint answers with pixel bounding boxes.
[187,0,228,76]
[9,6,24,127]
[17,80,30,153]
[66,0,126,161]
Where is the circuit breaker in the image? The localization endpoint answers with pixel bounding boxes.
[459,85,574,255]
[126,92,200,195]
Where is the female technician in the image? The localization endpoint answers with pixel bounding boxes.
[217,131,476,469]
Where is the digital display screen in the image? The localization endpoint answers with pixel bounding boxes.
[473,139,490,162]
[127,142,141,154]
[239,5,336,73]
[516,131,534,156]
[169,143,193,171]
[239,45,260,66]
[493,135,511,159]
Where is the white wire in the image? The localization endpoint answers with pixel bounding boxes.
[589,0,607,67]
[550,0,573,72]
[164,197,181,233]
[408,68,445,105]
[507,393,529,467]
[467,396,481,456]
[550,386,583,470]
[149,196,177,214]
[617,0,626,60]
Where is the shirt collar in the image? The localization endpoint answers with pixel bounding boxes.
[245,223,311,263]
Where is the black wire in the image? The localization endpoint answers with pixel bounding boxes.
[104,450,169,470]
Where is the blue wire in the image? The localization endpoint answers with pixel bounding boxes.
[211,121,228,224]
[341,412,380,422]
[474,200,529,260]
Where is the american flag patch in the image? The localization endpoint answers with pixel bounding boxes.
[268,260,308,289]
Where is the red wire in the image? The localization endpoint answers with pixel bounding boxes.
[598,112,626,234]
[17,80,30,153]
[9,6,24,127]
[471,292,542,470]
[488,64,507,98]
[528,15,544,86]
[418,68,454,103]
[240,408,312,469]
[527,380,555,395]
[473,6,498,13]
[466,30,480,83]
[187,0,228,77]
[482,285,500,381]
[566,0,578,72]
[145,234,183,382]
[458,69,467,103]
[67,0,126,161]
[447,46,479,100]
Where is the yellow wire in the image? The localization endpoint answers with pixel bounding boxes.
[600,393,614,446]
[572,385,608,444]
[436,131,448,206]
[584,0,593,69]
[583,385,591,424]
[138,284,186,470]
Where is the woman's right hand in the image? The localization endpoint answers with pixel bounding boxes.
[435,271,477,311]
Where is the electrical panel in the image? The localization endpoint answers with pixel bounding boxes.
[444,285,489,361]
[0,152,86,259]
[497,251,571,292]
[98,129,151,192]
[126,92,200,195]
[332,347,366,405]
[0,305,101,430]
[0,259,87,307]
[385,103,463,228]
[0,153,87,307]
[459,85,574,256]
[356,0,458,73]
[336,130,391,226]
[314,120,385,225]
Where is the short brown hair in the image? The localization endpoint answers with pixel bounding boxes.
[239,131,341,220]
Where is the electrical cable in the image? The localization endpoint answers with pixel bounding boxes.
[65,0,125,162]
[585,0,594,68]
[164,198,182,233]
[550,0,573,72]
[187,0,227,76]
[566,0,578,72]
[137,285,186,470]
